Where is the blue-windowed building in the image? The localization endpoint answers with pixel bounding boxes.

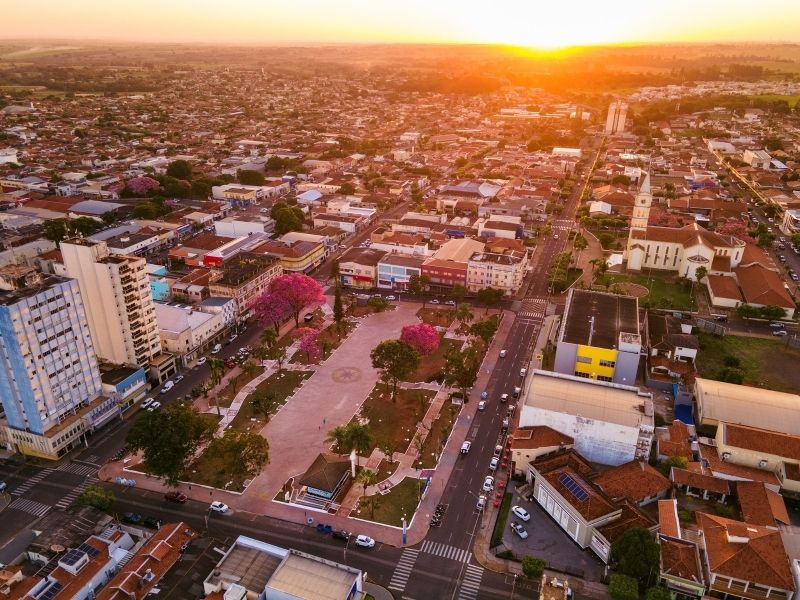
[376,254,424,290]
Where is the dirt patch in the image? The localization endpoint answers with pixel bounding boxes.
[416,307,455,328]
[616,282,649,298]
[407,337,463,382]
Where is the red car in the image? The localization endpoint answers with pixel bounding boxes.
[224,359,236,369]
[164,491,188,504]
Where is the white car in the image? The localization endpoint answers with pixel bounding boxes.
[197,357,207,366]
[519,368,527,378]
[489,457,499,471]
[211,344,222,354]
[510,522,529,539]
[430,299,441,305]
[445,300,456,306]
[141,397,155,409]
[174,374,184,383]
[477,400,486,411]
[146,401,161,412]
[229,334,238,343]
[460,441,471,454]
[494,445,503,457]
[476,495,487,511]
[499,349,507,358]
[511,505,531,522]
[160,381,174,394]
[354,535,375,548]
[482,476,495,492]
[210,501,229,513]
[500,393,509,403]
[386,295,397,301]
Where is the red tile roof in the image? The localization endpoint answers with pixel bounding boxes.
[736,481,790,527]
[736,263,795,309]
[722,422,800,462]
[593,461,671,504]
[658,499,681,538]
[671,467,731,495]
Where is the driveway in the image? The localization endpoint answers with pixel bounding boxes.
[237,303,422,512]
[500,484,606,582]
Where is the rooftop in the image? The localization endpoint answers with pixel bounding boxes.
[561,289,639,349]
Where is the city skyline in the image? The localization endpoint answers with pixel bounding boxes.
[2,0,800,47]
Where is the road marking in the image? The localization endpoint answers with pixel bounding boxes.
[8,497,51,518]
[55,476,98,510]
[457,564,484,600]
[388,548,420,592]
[11,468,55,496]
[57,463,98,477]
[419,540,471,563]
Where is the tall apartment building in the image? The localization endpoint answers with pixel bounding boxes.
[605,101,628,135]
[0,266,107,458]
[61,238,175,382]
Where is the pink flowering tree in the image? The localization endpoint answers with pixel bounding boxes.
[268,274,326,326]
[295,327,322,363]
[717,221,756,244]
[400,323,440,356]
[127,176,161,196]
[251,291,290,333]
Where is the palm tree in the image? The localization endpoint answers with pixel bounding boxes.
[347,423,373,467]
[357,468,378,499]
[251,345,269,362]
[241,360,260,381]
[325,425,350,454]
[207,357,225,388]
[260,328,277,349]
[455,303,474,328]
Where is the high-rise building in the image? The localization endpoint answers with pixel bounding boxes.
[605,101,628,135]
[0,266,105,456]
[61,238,172,378]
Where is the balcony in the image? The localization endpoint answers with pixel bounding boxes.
[710,580,790,600]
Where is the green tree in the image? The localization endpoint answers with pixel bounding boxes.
[337,182,356,195]
[260,328,278,349]
[476,287,504,314]
[71,217,104,237]
[694,266,708,282]
[470,317,499,345]
[407,273,430,306]
[608,574,639,600]
[451,284,467,301]
[611,174,631,186]
[166,159,192,180]
[325,425,351,454]
[207,357,225,389]
[126,403,215,486]
[657,455,688,477]
[326,422,372,466]
[250,388,276,419]
[357,468,377,498]
[334,284,345,328]
[736,303,760,319]
[610,528,660,585]
[370,340,419,400]
[521,555,546,579]
[455,303,474,328]
[368,296,389,312]
[77,485,114,511]
[205,429,269,481]
[271,202,305,234]
[763,203,780,219]
[645,586,671,600]
[267,344,288,372]
[42,219,68,244]
[760,305,787,320]
[241,360,260,381]
[238,169,265,186]
[442,344,481,402]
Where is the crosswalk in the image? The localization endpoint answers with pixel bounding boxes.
[457,564,485,600]
[8,497,51,518]
[419,540,472,563]
[11,468,55,496]
[55,477,98,510]
[387,548,419,592]
[57,463,98,477]
[518,297,548,320]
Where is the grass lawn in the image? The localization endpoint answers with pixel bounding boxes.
[230,370,312,432]
[696,333,800,393]
[416,307,455,328]
[292,320,355,365]
[407,337,463,382]
[491,492,513,548]
[354,477,422,526]
[375,459,398,482]
[418,404,460,469]
[187,446,251,492]
[598,272,695,310]
[357,384,436,454]
[213,363,265,408]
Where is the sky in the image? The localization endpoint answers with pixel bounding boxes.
[2,0,800,48]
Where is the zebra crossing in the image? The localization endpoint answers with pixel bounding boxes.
[8,497,51,518]
[57,463,98,477]
[457,564,485,600]
[55,477,98,510]
[518,297,548,320]
[419,540,471,563]
[11,468,55,496]
[387,548,420,592]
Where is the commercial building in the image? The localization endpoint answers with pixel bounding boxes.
[376,254,424,290]
[60,239,165,371]
[203,535,365,600]
[207,252,281,320]
[99,364,149,415]
[338,247,386,289]
[154,303,228,365]
[519,370,654,466]
[0,267,106,458]
[466,250,528,295]
[251,238,326,274]
[554,289,641,385]
[605,101,628,134]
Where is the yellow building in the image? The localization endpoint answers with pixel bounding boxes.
[554,289,642,385]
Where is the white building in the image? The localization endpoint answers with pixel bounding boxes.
[154,303,228,365]
[605,101,628,134]
[0,148,19,165]
[61,239,174,380]
[466,251,527,294]
[519,370,654,466]
[214,216,275,238]
[743,149,772,169]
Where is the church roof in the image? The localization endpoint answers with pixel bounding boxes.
[630,223,742,250]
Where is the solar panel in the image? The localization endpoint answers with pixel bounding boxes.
[558,472,589,502]
[39,581,63,600]
[78,542,100,557]
[59,549,84,566]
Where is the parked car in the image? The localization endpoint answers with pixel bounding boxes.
[480,390,488,400]
[482,476,495,492]
[519,368,527,378]
[494,445,503,457]
[500,393,509,403]
[122,512,142,524]
[209,501,229,513]
[0,481,6,492]
[501,418,509,432]
[477,400,486,411]
[304,313,314,322]
[197,357,207,366]
[142,516,161,529]
[165,491,188,503]
[146,401,161,411]
[770,322,786,329]
[174,374,184,383]
[773,330,788,337]
[141,397,154,409]
[460,441,471,454]
[229,334,238,343]
[489,457,499,471]
[160,381,174,394]
[430,299,440,305]
[225,359,236,369]
[211,343,222,354]
[331,530,351,541]
[511,506,531,522]
[476,495,487,511]
[386,295,397,301]
[512,387,522,398]
[510,522,529,539]
[499,349,507,358]
[445,300,456,306]
[354,535,375,548]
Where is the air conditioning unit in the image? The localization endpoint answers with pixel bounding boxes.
[721,452,731,461]
[759,459,768,469]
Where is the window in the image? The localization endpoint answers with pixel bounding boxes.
[576,356,592,364]
[599,360,616,368]
[573,371,590,378]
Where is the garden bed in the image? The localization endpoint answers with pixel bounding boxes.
[291,320,355,365]
[230,370,313,432]
[353,477,423,526]
[417,404,459,469]
[407,337,463,382]
[416,307,455,328]
[355,384,436,455]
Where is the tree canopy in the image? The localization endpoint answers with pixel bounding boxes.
[271,201,305,234]
[610,527,660,584]
[267,273,325,326]
[370,340,419,399]
[166,159,192,180]
[238,169,265,186]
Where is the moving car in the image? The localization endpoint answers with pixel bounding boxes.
[331,530,351,541]
[460,441,471,454]
[511,505,531,522]
[482,476,495,492]
[197,357,207,366]
[164,491,188,503]
[122,512,142,524]
[510,522,529,539]
[354,535,375,548]
[209,501,229,513]
[499,349,507,358]
[489,457,499,471]
[477,400,486,411]
[476,495,487,511]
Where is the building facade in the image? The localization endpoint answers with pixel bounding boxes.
[605,101,628,134]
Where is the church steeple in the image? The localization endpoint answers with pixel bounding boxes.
[630,172,652,231]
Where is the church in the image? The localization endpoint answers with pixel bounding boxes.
[624,174,745,281]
